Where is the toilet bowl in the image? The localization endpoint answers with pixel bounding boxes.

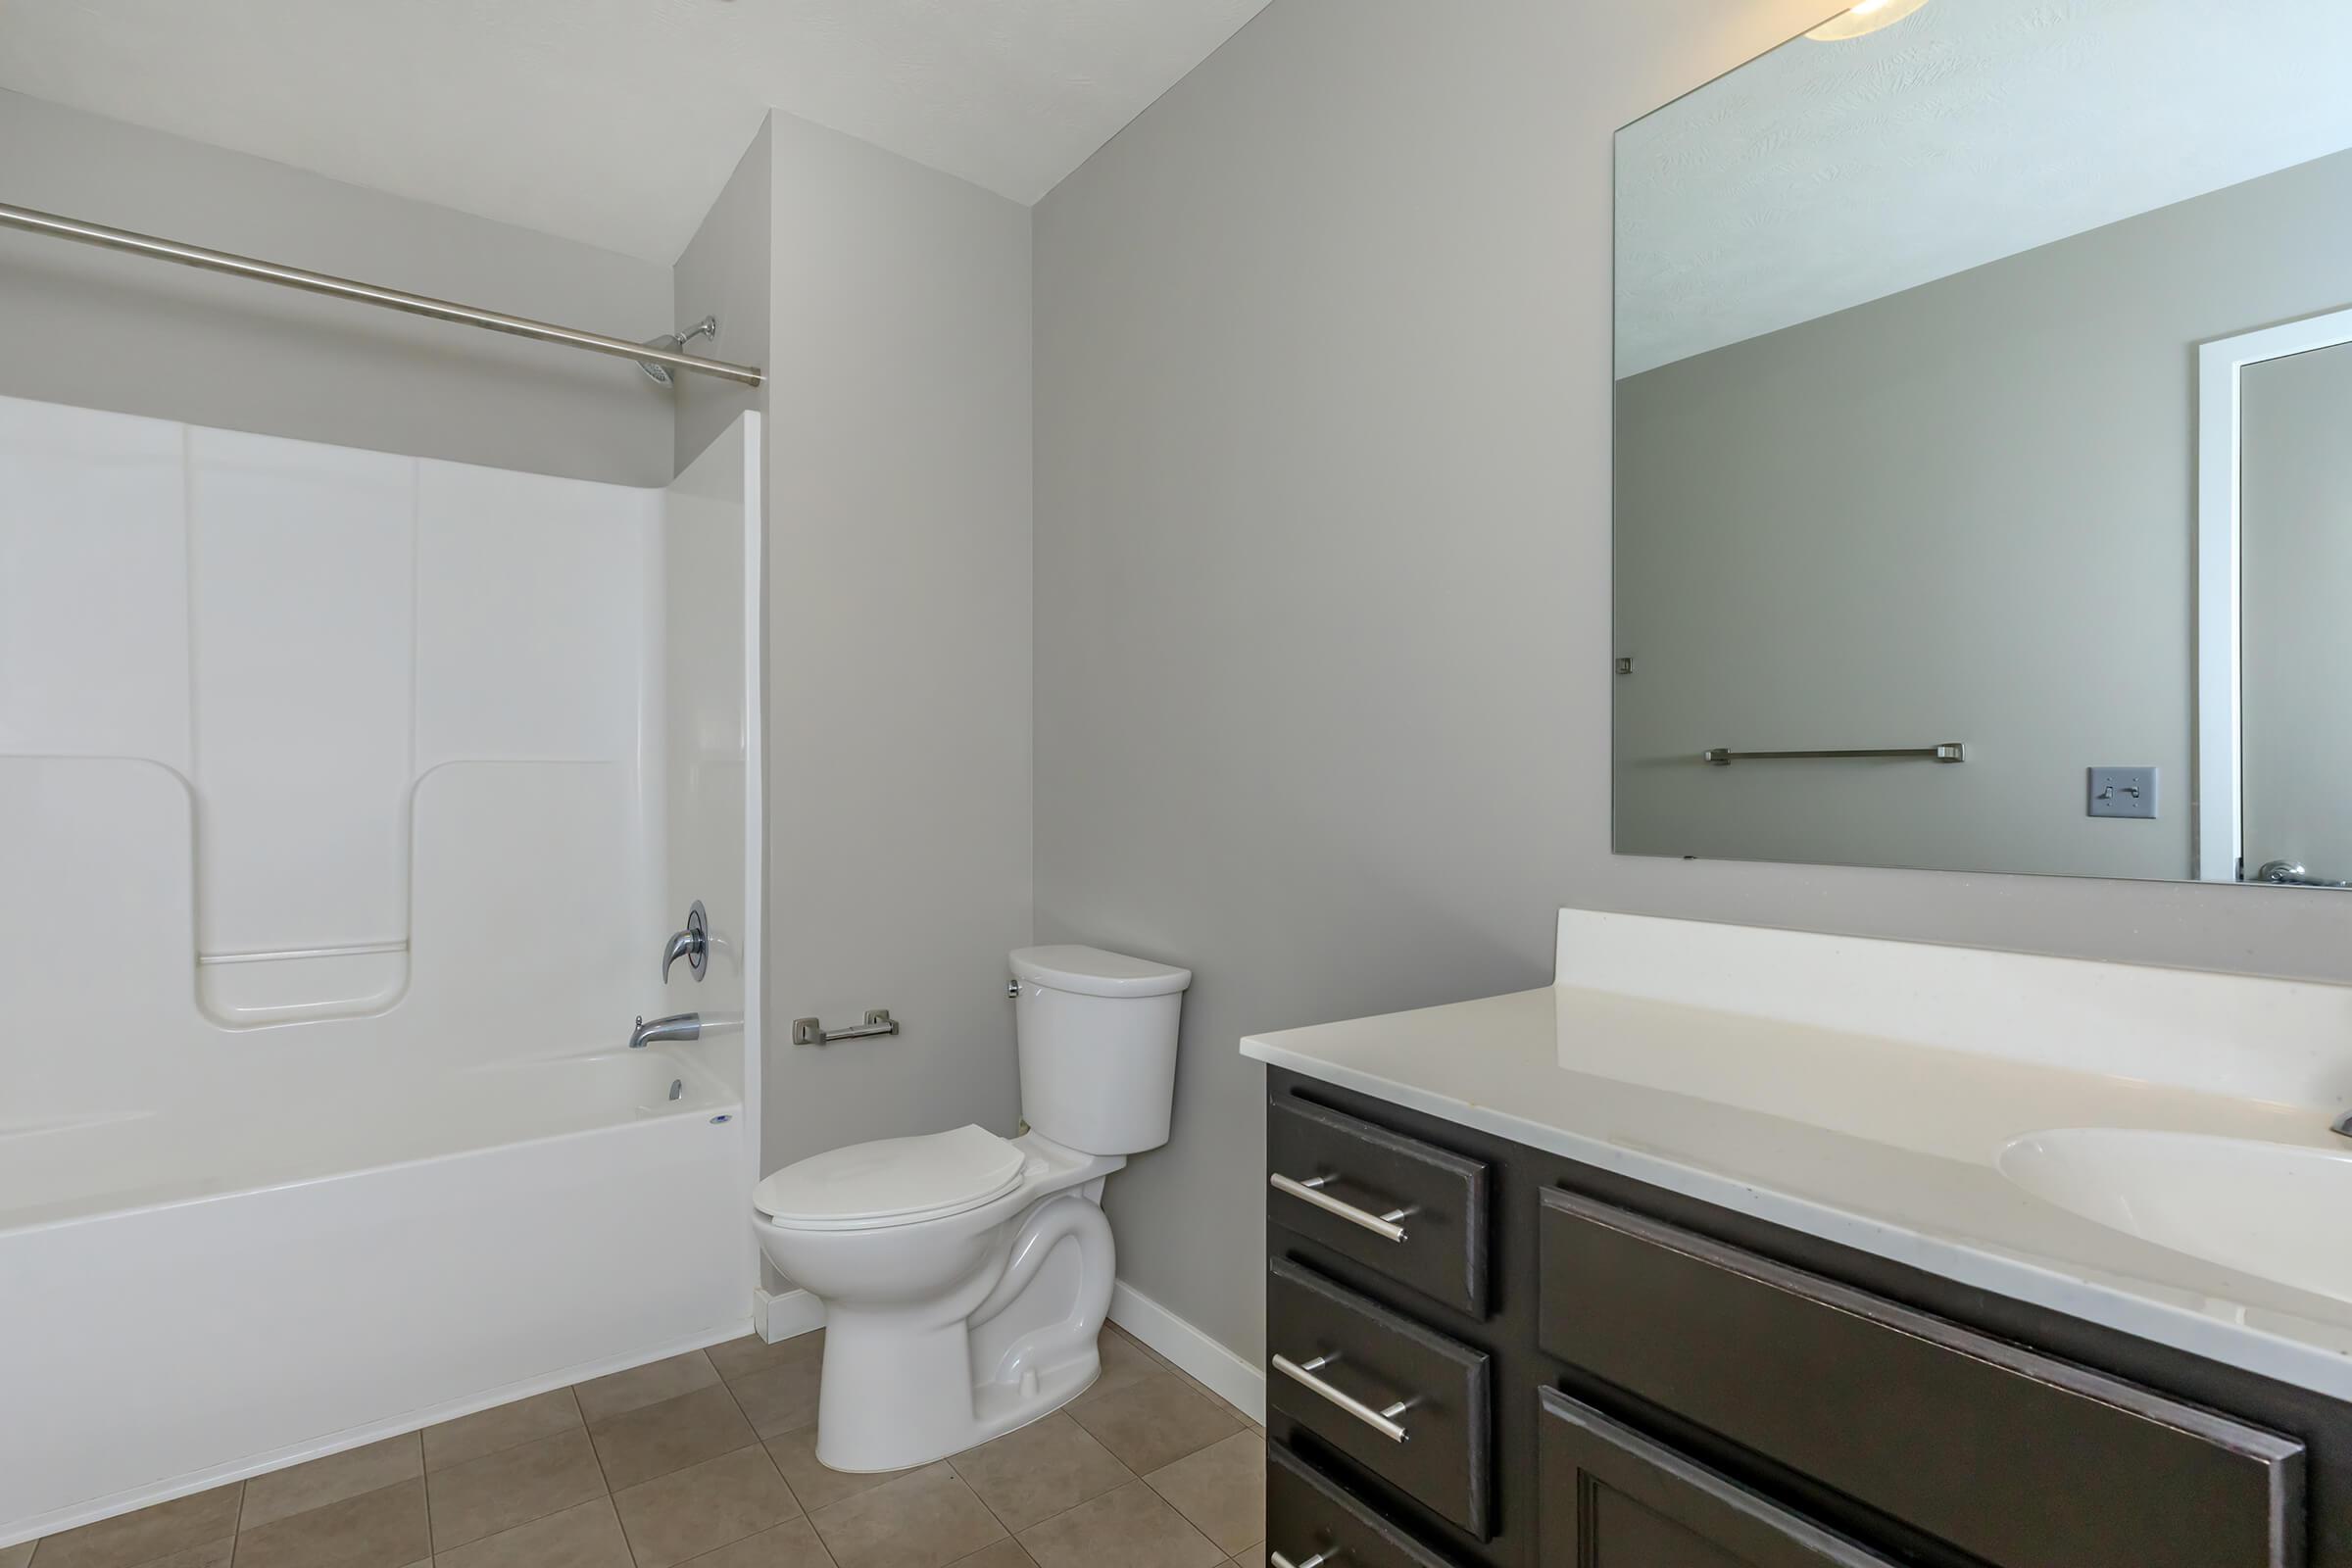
[752,945,1191,1472]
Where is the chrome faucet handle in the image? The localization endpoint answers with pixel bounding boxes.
[662,901,710,982]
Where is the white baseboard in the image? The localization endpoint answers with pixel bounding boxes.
[755,1287,825,1344]
[1108,1279,1265,1425]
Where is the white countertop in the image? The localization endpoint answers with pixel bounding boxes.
[1243,980,2352,1401]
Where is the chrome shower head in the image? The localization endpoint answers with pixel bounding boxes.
[638,316,720,384]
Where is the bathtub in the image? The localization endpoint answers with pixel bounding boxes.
[0,1045,751,1545]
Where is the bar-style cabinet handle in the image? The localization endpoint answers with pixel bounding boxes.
[1272,1351,1413,1443]
[1268,1552,1336,1568]
[1269,1172,1411,1242]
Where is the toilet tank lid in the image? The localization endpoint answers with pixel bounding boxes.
[1012,945,1193,998]
[755,1124,1026,1228]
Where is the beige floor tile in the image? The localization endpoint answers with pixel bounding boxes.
[762,1429,919,1514]
[0,1543,29,1568]
[49,1543,228,1568]
[589,1383,758,1492]
[424,1388,584,1471]
[1228,1544,1265,1568]
[1066,1374,1243,1475]
[574,1348,722,1423]
[614,1445,802,1568]
[1143,1432,1263,1554]
[1015,1482,1221,1568]
[430,1496,633,1568]
[1079,1330,1167,1405]
[943,1543,1035,1568]
[239,1433,421,1532]
[1093,1331,1259,1434]
[425,1428,607,1551]
[808,1461,1006,1568]
[231,1477,428,1568]
[708,1331,825,1384]
[947,1414,1132,1533]
[19,1482,242,1568]
[729,1353,825,1438]
[683,1517,838,1568]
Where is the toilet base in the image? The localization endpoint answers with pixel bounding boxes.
[810,1190,1118,1473]
[813,1331,1103,1473]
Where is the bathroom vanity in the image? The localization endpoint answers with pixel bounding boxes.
[1245,913,2352,1568]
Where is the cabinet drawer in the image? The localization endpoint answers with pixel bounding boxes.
[1538,1388,1899,1568]
[1268,1095,1489,1316]
[1267,1256,1492,1538]
[1269,1441,1464,1568]
[1538,1188,2305,1568]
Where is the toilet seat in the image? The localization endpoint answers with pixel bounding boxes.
[755,1124,1029,1232]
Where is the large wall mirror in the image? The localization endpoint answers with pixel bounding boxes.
[1611,0,2352,887]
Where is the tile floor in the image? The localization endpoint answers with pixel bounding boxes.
[12,1326,1265,1568]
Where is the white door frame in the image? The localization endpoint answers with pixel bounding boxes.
[2194,305,2352,883]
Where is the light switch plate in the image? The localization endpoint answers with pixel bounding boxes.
[2087,766,2158,819]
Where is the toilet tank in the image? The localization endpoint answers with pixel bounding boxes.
[1010,945,1193,1155]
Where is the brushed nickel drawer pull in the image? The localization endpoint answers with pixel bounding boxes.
[1268,1552,1340,1568]
[1272,1350,1414,1443]
[1270,1172,1412,1243]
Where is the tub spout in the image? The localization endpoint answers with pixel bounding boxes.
[629,1011,702,1050]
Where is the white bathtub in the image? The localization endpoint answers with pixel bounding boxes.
[0,1046,751,1546]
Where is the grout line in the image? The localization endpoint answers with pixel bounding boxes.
[418,1446,437,1563]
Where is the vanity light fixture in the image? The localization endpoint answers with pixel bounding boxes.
[1807,0,1932,41]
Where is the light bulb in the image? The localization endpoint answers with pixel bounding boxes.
[1806,0,1932,41]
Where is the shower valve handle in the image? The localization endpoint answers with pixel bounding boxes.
[662,902,710,982]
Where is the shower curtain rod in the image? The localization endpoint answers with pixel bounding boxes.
[0,200,766,387]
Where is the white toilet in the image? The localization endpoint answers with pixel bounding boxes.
[752,944,1192,1472]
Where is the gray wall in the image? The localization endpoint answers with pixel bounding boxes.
[0,91,673,485]
[672,122,773,477]
[761,112,1035,1192]
[1614,150,2352,882]
[1033,0,2352,1364]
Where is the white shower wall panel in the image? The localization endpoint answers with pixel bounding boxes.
[187,429,416,959]
[0,390,666,1082]
[414,460,653,767]
[0,399,190,765]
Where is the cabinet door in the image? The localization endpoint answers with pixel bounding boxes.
[1537,1389,1898,1568]
[1537,1187,2305,1568]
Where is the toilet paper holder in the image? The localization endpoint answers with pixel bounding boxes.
[792,1008,900,1047]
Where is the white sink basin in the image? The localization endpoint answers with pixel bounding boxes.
[1998,1128,2352,1304]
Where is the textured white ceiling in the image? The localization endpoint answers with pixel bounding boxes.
[0,0,1272,263]
[1617,0,2352,375]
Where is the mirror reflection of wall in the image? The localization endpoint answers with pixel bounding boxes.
[1611,0,2352,886]
[2233,332,2352,887]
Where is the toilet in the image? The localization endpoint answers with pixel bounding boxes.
[753,944,1192,1472]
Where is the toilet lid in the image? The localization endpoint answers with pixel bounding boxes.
[755,1124,1027,1230]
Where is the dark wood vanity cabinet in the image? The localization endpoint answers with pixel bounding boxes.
[1262,1067,2352,1568]
[1534,1388,1900,1568]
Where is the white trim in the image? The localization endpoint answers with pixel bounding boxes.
[738,410,767,1310]
[1108,1279,1265,1425]
[3,1317,751,1550]
[754,1286,825,1344]
[2195,306,2352,883]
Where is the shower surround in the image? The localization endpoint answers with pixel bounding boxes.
[0,396,764,1544]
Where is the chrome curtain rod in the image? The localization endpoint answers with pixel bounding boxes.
[0,201,765,387]
[1702,744,1967,765]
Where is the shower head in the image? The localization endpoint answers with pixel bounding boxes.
[638,316,720,384]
